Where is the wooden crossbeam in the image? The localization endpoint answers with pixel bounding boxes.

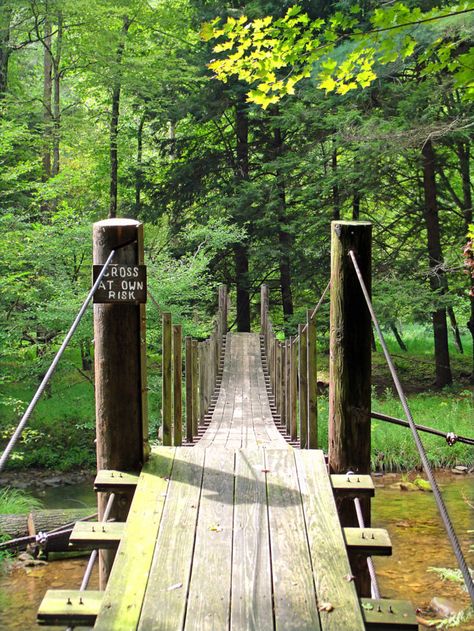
[69,521,125,549]
[343,527,392,556]
[94,469,139,492]
[361,598,418,630]
[331,474,374,497]
[37,590,102,627]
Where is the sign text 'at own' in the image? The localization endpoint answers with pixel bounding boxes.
[93,265,147,304]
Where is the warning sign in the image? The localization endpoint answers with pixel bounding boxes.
[93,265,147,304]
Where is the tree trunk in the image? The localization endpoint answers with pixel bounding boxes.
[0,508,93,541]
[332,144,340,220]
[0,6,12,97]
[234,243,250,331]
[109,16,131,219]
[42,18,52,181]
[352,192,361,220]
[135,114,145,217]
[457,141,474,382]
[273,126,294,327]
[422,139,452,387]
[447,306,463,354]
[234,94,251,331]
[51,13,62,178]
[390,321,408,352]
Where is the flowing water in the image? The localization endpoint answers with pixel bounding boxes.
[0,474,472,630]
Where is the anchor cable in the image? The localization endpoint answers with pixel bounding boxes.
[349,249,474,604]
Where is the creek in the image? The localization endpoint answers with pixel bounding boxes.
[0,473,472,631]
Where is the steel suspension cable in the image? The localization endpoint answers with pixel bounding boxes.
[371,411,474,446]
[0,250,116,473]
[349,250,474,604]
[353,496,381,600]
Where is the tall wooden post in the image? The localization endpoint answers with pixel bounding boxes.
[173,324,182,446]
[162,313,172,446]
[219,284,228,334]
[192,339,199,436]
[260,284,269,335]
[290,337,297,441]
[298,324,308,449]
[93,218,148,588]
[329,220,372,596]
[185,336,193,443]
[307,310,318,449]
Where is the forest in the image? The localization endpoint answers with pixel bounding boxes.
[0,0,473,472]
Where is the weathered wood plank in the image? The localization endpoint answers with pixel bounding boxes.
[94,469,139,493]
[330,474,374,497]
[265,448,321,631]
[69,521,124,549]
[307,310,318,449]
[231,448,273,631]
[38,590,102,627]
[298,323,308,449]
[137,447,205,631]
[184,449,235,631]
[343,527,392,556]
[360,598,417,630]
[294,449,365,631]
[94,447,175,631]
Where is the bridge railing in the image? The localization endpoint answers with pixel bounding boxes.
[260,285,321,449]
[160,285,228,446]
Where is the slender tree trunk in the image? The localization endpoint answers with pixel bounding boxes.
[51,13,62,178]
[422,139,452,387]
[332,144,340,220]
[0,7,12,97]
[234,95,250,331]
[42,19,52,181]
[109,16,131,219]
[135,115,145,217]
[273,126,293,326]
[390,321,408,352]
[352,192,361,220]
[447,306,463,353]
[457,141,474,381]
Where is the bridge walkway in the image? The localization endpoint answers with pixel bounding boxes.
[38,333,417,631]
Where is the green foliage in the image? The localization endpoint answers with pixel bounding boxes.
[203,2,474,106]
[0,487,43,514]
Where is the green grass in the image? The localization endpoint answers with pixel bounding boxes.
[314,321,473,470]
[0,487,43,515]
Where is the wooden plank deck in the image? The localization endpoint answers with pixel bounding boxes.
[89,445,366,631]
[197,333,286,449]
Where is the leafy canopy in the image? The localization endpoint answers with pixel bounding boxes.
[201,2,474,108]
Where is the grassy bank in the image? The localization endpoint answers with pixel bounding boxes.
[0,324,472,471]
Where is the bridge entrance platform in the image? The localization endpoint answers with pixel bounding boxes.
[39,445,416,631]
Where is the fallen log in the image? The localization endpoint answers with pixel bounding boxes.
[0,508,95,551]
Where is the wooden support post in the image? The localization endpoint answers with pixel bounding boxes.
[276,340,282,416]
[290,337,297,441]
[219,284,228,336]
[260,283,269,335]
[329,220,372,596]
[173,325,182,446]
[185,336,193,443]
[162,313,172,446]
[192,339,199,437]
[93,218,147,588]
[307,310,318,449]
[298,324,308,449]
[284,339,290,433]
[198,342,205,423]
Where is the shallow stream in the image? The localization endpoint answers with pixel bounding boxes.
[0,473,472,630]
